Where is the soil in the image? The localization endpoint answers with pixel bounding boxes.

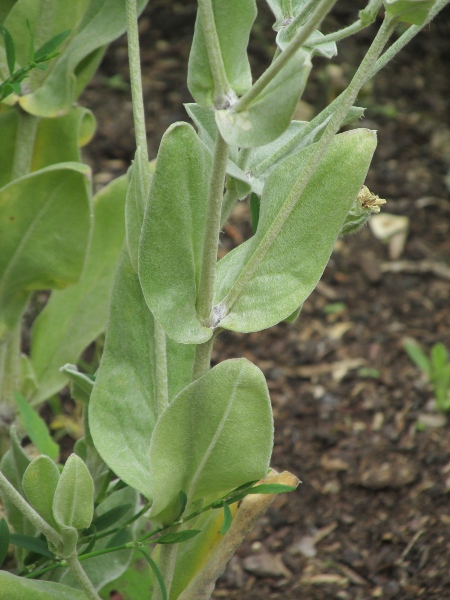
[81,2,450,599]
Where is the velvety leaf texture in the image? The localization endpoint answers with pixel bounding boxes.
[148,359,274,525]
[187,0,256,107]
[213,129,377,332]
[138,122,213,344]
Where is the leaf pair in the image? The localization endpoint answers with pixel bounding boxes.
[22,454,94,556]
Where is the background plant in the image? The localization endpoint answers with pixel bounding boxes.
[404,339,450,413]
[0,0,449,599]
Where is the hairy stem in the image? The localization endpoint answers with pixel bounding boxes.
[65,553,102,600]
[196,0,230,107]
[0,323,21,455]
[0,470,63,549]
[221,16,397,314]
[234,0,338,112]
[192,335,215,381]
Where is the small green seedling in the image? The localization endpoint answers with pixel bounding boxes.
[404,339,450,412]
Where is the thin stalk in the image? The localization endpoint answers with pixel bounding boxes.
[65,553,102,600]
[220,16,397,314]
[370,0,450,76]
[196,133,229,327]
[196,0,230,108]
[126,0,168,411]
[251,0,449,180]
[11,108,39,180]
[152,533,179,600]
[0,471,63,549]
[28,0,54,89]
[234,0,338,113]
[126,0,147,155]
[313,0,383,46]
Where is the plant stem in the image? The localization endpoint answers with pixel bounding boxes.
[153,534,179,600]
[0,470,63,549]
[220,15,397,315]
[369,0,450,77]
[192,335,215,381]
[234,0,338,113]
[11,108,39,180]
[196,0,230,108]
[197,133,228,327]
[126,0,148,156]
[65,553,102,600]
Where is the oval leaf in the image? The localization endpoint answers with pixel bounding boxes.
[53,454,94,531]
[29,174,127,405]
[148,358,274,524]
[22,455,60,530]
[213,129,377,332]
[138,122,213,344]
[0,162,91,338]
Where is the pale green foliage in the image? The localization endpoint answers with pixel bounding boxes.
[213,129,377,332]
[138,123,213,344]
[187,0,256,107]
[0,0,447,597]
[148,359,274,524]
[1,0,148,116]
[0,163,91,339]
[216,50,311,148]
[0,571,87,600]
[53,454,94,531]
[29,175,127,404]
[89,249,195,498]
[23,456,60,531]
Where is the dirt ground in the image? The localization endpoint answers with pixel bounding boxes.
[80,2,450,599]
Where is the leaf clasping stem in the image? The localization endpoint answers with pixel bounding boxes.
[219,15,398,317]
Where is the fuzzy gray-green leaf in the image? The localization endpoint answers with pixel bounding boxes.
[213,129,377,332]
[53,454,94,531]
[148,359,273,525]
[187,0,256,108]
[138,122,213,345]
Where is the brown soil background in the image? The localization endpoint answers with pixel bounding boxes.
[79,2,450,599]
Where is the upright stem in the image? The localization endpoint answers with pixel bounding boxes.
[234,0,337,113]
[196,0,230,108]
[126,0,147,155]
[192,336,215,381]
[126,0,168,412]
[152,536,179,600]
[11,109,39,180]
[65,553,102,600]
[221,16,397,314]
[196,133,229,327]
